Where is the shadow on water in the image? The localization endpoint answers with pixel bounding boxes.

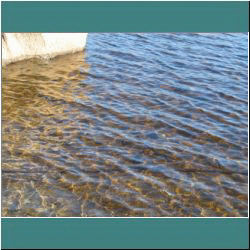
[2,34,248,217]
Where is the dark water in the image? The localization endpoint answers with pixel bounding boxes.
[2,33,248,217]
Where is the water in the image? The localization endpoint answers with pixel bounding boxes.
[2,33,248,217]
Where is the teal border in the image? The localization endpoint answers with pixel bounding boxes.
[1,1,249,32]
[1,218,249,249]
[1,1,249,249]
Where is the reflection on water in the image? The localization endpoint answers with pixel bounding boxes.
[2,33,248,217]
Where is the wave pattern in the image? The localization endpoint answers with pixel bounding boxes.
[2,33,248,217]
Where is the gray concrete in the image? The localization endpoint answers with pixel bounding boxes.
[2,33,88,65]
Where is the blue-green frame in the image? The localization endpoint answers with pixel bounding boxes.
[1,1,249,249]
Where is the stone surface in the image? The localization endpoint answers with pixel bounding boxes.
[2,33,88,65]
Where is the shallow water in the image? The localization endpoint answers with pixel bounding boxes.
[2,33,248,217]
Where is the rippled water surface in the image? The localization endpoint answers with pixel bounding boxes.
[2,33,248,217]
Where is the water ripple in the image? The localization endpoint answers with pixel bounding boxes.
[2,33,248,217]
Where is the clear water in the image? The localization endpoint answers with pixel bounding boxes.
[2,33,248,217]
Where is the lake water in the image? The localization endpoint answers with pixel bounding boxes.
[2,33,248,217]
